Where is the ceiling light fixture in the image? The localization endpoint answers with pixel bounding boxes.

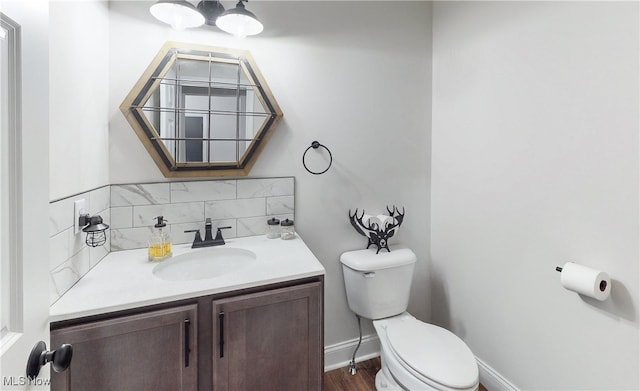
[216,0,263,38]
[150,0,205,30]
[197,0,226,27]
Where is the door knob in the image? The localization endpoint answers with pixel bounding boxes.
[26,341,73,380]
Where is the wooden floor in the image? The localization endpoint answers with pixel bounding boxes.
[324,357,487,391]
[324,357,381,391]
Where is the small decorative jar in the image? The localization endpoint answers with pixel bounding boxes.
[280,218,295,240]
[266,217,281,239]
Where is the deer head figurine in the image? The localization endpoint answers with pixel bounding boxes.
[348,206,405,253]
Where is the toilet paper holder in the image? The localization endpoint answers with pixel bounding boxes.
[555,266,608,292]
[555,263,611,299]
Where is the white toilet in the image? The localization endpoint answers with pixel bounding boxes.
[340,248,479,391]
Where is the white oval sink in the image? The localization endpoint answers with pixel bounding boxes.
[152,247,257,281]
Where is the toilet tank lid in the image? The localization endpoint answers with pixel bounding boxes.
[340,248,416,272]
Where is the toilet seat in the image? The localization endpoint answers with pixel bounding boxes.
[375,314,478,391]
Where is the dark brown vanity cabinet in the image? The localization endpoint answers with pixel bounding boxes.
[50,304,198,391]
[50,279,323,391]
[212,281,323,391]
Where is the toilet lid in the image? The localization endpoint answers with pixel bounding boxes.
[386,319,478,389]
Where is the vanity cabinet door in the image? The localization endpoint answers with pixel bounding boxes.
[50,304,198,391]
[212,281,323,391]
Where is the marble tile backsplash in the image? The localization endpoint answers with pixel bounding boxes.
[49,186,111,305]
[48,177,295,305]
[110,177,294,251]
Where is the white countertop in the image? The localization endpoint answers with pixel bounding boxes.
[49,235,325,323]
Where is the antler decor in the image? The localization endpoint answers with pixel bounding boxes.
[348,206,405,253]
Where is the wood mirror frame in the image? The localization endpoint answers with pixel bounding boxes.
[120,42,283,177]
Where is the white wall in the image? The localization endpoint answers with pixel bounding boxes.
[49,0,110,201]
[109,1,432,349]
[432,2,639,389]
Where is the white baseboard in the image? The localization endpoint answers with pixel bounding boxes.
[476,356,519,391]
[324,336,518,391]
[324,334,380,372]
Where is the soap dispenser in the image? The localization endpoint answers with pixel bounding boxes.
[149,216,172,262]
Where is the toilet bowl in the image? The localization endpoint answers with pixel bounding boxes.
[374,313,478,391]
[340,248,479,391]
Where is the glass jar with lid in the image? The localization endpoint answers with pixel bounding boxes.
[266,217,281,239]
[280,218,295,240]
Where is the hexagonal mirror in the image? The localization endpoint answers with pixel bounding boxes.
[120,42,283,177]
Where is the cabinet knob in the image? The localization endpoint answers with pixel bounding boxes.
[26,341,73,380]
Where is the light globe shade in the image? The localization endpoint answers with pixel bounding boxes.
[150,1,205,30]
[216,4,263,38]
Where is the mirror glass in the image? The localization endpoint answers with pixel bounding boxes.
[121,43,282,177]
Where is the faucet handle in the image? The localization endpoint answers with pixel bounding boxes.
[184,229,203,248]
[213,226,232,245]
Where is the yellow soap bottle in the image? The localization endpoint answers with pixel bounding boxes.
[149,216,172,262]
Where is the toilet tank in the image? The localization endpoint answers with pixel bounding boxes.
[340,248,416,320]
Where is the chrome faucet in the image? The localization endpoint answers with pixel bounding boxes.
[185,218,231,248]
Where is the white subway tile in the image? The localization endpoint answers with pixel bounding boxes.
[49,275,61,305]
[236,213,295,238]
[50,247,90,298]
[72,247,91,277]
[49,198,73,237]
[110,207,133,229]
[210,219,237,239]
[110,227,154,251]
[237,177,294,199]
[171,180,237,203]
[266,196,294,215]
[50,228,70,271]
[205,198,266,220]
[133,202,205,227]
[111,183,170,206]
[236,216,269,237]
[171,222,205,245]
[90,186,110,214]
[49,194,90,237]
[69,228,86,258]
[89,239,109,269]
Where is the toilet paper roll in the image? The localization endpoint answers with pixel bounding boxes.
[360,214,396,230]
[375,214,395,229]
[559,262,611,301]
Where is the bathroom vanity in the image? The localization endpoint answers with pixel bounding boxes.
[49,235,325,391]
